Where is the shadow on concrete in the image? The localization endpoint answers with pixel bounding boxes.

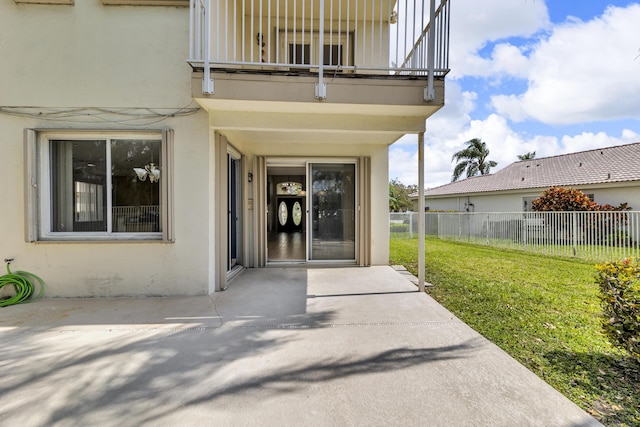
[1,311,480,426]
[0,266,602,426]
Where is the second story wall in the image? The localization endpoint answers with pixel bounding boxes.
[1,1,192,108]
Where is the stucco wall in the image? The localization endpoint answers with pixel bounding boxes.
[1,1,397,297]
[423,193,538,213]
[0,2,213,297]
[589,186,640,209]
[419,184,640,213]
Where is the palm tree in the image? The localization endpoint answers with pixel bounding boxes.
[451,138,497,182]
[517,151,536,160]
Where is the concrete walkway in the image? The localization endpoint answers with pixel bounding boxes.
[1,266,601,427]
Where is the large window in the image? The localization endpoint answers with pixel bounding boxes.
[26,130,173,241]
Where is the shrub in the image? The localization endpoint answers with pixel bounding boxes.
[532,186,599,212]
[595,258,640,362]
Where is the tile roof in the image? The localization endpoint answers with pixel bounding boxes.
[420,142,640,197]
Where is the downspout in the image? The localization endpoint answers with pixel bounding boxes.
[189,0,194,60]
[316,0,327,99]
[425,0,436,101]
[418,132,425,292]
[203,0,214,95]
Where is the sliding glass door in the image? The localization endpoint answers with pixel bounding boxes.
[308,162,356,261]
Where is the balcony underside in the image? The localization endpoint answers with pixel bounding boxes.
[192,70,445,145]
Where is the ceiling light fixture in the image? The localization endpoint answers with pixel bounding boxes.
[133,163,160,183]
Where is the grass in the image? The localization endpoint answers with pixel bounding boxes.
[390,237,640,426]
[389,232,640,263]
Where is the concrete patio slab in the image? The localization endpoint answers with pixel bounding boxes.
[0,266,601,427]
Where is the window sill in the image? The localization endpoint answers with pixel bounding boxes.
[35,234,170,243]
[15,0,74,4]
[101,0,189,6]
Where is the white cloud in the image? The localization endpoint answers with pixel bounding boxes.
[425,82,477,140]
[560,129,640,152]
[389,1,640,189]
[390,81,479,187]
[391,110,639,188]
[491,43,530,79]
[449,0,549,78]
[388,145,418,184]
[493,4,640,124]
[490,94,527,122]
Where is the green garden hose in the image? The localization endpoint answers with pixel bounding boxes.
[0,259,44,307]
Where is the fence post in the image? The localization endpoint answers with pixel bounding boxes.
[410,212,414,239]
[572,211,578,257]
[523,213,527,251]
[486,214,490,245]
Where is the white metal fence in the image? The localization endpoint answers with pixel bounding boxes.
[189,0,450,77]
[390,211,640,262]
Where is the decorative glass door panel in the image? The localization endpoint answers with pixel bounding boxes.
[278,201,288,226]
[309,163,356,261]
[292,201,302,226]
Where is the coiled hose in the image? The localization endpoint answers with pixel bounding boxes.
[0,259,44,307]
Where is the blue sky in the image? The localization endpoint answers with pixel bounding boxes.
[389,0,640,188]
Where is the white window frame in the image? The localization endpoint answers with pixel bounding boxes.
[101,0,188,6]
[279,30,352,68]
[14,0,73,5]
[523,196,537,212]
[24,129,174,242]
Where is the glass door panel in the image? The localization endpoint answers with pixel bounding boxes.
[228,154,241,272]
[309,163,356,261]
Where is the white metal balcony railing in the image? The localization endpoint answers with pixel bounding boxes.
[189,0,450,98]
[390,211,640,262]
[112,206,160,233]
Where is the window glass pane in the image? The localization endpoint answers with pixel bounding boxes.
[323,44,342,66]
[51,140,107,232]
[523,197,536,212]
[276,181,303,195]
[310,163,355,260]
[111,139,161,233]
[289,43,310,65]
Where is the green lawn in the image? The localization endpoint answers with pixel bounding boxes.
[390,237,640,426]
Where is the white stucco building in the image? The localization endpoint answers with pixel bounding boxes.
[411,143,640,213]
[1,0,449,296]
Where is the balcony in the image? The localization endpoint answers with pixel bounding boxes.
[188,0,450,142]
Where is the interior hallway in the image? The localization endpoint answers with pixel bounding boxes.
[267,231,306,261]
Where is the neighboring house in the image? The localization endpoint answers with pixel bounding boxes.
[0,0,450,296]
[411,143,640,212]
